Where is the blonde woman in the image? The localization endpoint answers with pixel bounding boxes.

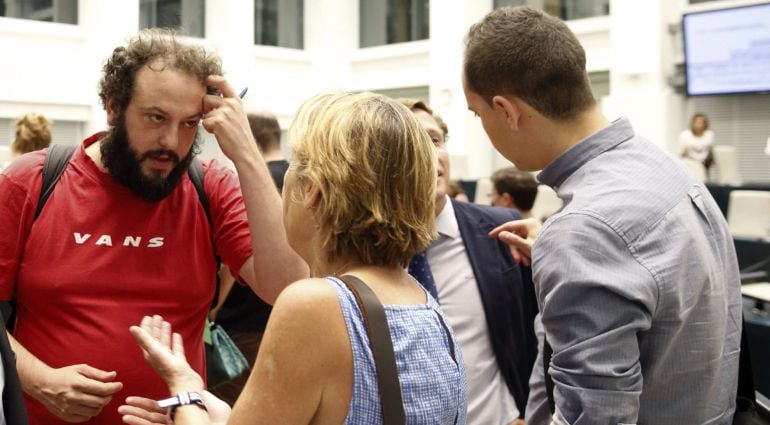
[120,92,468,425]
[11,113,52,158]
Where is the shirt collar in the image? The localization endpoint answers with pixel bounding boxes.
[537,117,635,189]
[435,195,460,240]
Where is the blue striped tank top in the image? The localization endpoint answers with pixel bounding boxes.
[326,276,468,425]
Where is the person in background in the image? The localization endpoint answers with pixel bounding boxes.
[0,28,307,425]
[679,112,715,171]
[247,110,289,191]
[210,110,287,405]
[120,91,468,425]
[464,6,741,424]
[12,113,52,159]
[489,167,538,219]
[398,98,538,425]
[448,180,470,202]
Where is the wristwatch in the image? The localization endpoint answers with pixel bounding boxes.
[157,392,207,419]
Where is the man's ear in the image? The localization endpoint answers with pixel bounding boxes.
[106,99,119,126]
[502,192,517,209]
[492,95,521,131]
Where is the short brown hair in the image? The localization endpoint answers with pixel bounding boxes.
[464,6,595,120]
[99,28,223,117]
[395,98,449,139]
[491,166,538,211]
[395,98,433,115]
[12,113,52,155]
[288,92,437,267]
[247,111,282,152]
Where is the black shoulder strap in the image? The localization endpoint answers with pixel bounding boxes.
[6,145,77,329]
[339,275,406,425]
[187,158,223,312]
[188,158,212,227]
[35,144,77,220]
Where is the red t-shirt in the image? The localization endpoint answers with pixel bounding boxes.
[0,134,253,424]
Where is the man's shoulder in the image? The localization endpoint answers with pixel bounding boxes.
[0,149,47,184]
[199,157,234,174]
[197,158,239,188]
[451,200,521,225]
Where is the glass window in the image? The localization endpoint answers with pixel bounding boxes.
[0,0,77,24]
[139,0,205,38]
[255,0,303,49]
[494,0,609,20]
[360,0,430,48]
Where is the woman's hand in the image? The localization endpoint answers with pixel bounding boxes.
[119,391,231,425]
[129,315,204,393]
[119,396,172,425]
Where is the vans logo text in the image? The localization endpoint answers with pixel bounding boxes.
[73,233,164,248]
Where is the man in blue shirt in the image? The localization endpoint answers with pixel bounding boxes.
[462,6,742,425]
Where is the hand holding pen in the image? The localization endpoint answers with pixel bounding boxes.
[201,75,256,161]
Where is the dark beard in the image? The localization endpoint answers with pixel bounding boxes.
[100,117,200,203]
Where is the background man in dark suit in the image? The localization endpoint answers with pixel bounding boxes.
[399,99,538,425]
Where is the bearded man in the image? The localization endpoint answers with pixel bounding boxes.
[0,29,307,425]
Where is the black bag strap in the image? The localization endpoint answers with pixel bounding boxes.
[187,159,222,312]
[35,144,77,220]
[339,275,406,425]
[4,145,77,328]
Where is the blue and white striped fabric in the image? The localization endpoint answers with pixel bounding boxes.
[326,276,468,425]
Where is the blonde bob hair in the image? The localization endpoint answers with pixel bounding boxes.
[288,92,437,268]
[13,113,52,155]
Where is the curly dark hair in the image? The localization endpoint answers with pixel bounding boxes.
[98,28,223,117]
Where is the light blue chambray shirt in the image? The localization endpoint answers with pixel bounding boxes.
[525,118,742,425]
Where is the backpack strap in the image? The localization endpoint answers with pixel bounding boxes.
[35,144,77,220]
[5,145,77,328]
[188,158,212,227]
[188,158,224,311]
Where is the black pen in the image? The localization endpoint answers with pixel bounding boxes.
[200,87,248,122]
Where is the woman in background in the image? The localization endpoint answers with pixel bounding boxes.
[119,92,467,425]
[12,113,52,158]
[679,112,714,171]
[1,113,52,169]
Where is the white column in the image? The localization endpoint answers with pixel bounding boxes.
[304,0,358,93]
[79,0,140,135]
[603,0,687,152]
[430,0,497,180]
[205,0,254,91]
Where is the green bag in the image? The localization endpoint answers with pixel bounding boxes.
[204,319,249,389]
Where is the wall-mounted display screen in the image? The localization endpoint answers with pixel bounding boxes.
[683,3,770,96]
